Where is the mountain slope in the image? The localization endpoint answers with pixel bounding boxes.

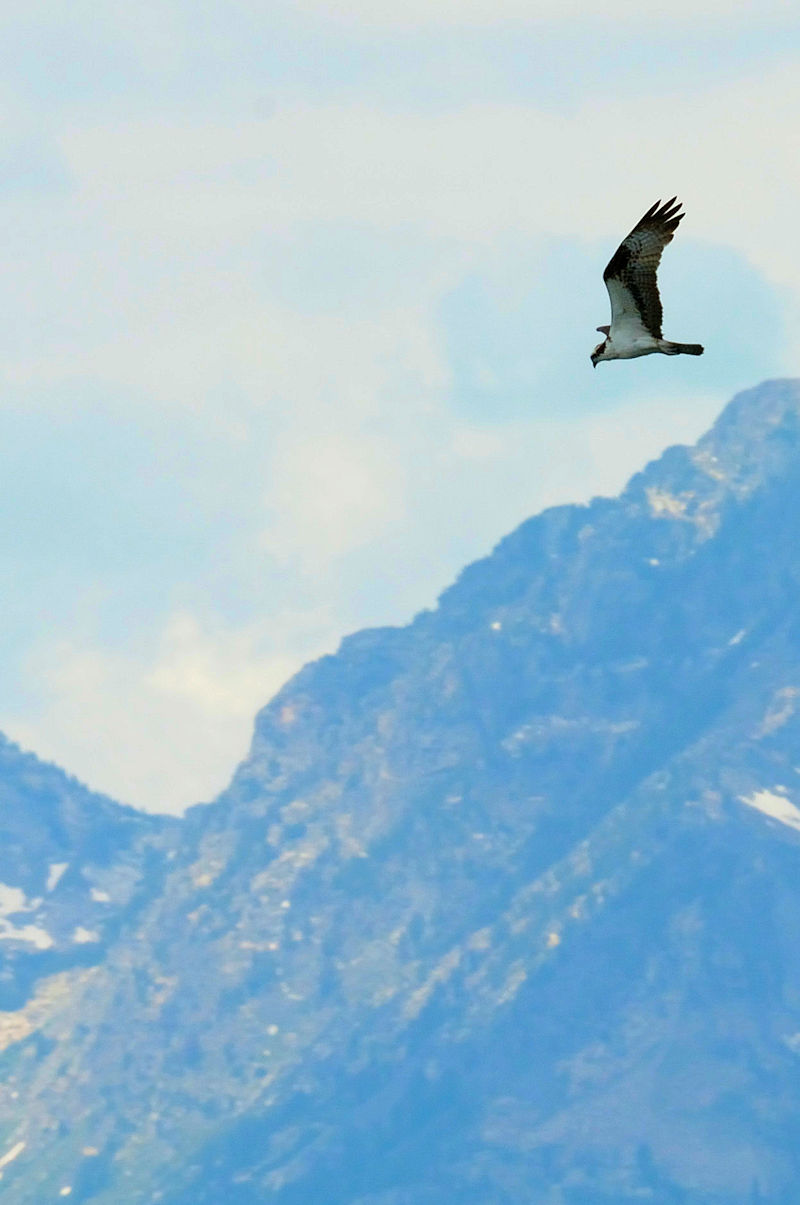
[4,380,800,1202]
[0,736,176,1016]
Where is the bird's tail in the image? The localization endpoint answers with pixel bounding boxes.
[664,341,704,356]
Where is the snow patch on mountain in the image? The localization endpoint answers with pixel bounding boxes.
[0,883,53,947]
[739,788,800,832]
[47,862,68,892]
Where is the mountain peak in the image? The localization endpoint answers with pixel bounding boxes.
[693,377,800,494]
[608,378,800,559]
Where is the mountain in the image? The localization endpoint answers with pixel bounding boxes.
[4,379,800,1202]
[0,736,176,1014]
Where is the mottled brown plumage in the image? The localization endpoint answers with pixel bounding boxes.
[591,197,703,366]
[603,196,683,339]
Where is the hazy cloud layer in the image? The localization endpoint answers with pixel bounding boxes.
[0,3,796,809]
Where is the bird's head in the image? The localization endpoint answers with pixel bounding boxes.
[590,340,606,368]
[591,326,610,367]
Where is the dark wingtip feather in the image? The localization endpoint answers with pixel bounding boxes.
[636,196,685,238]
[603,196,689,285]
[658,197,682,220]
[638,197,684,229]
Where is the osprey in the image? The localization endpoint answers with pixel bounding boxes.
[591,197,703,367]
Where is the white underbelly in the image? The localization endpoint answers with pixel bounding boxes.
[608,334,660,360]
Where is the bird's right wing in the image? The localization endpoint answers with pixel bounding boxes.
[603,197,684,340]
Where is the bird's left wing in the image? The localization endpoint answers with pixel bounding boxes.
[603,197,684,340]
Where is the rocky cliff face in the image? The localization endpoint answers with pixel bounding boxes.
[4,380,800,1203]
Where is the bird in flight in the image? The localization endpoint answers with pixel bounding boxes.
[591,197,703,367]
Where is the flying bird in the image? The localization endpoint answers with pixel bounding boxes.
[591,197,703,367]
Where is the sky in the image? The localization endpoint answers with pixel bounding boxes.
[0,0,799,813]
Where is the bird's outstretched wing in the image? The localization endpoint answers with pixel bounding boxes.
[603,197,684,340]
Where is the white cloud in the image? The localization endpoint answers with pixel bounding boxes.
[1,609,336,813]
[3,65,787,454]
[52,65,800,303]
[262,431,407,565]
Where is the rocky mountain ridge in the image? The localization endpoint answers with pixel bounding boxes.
[0,735,176,1015]
[3,380,800,1202]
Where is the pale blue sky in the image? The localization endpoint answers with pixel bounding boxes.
[1,0,798,810]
